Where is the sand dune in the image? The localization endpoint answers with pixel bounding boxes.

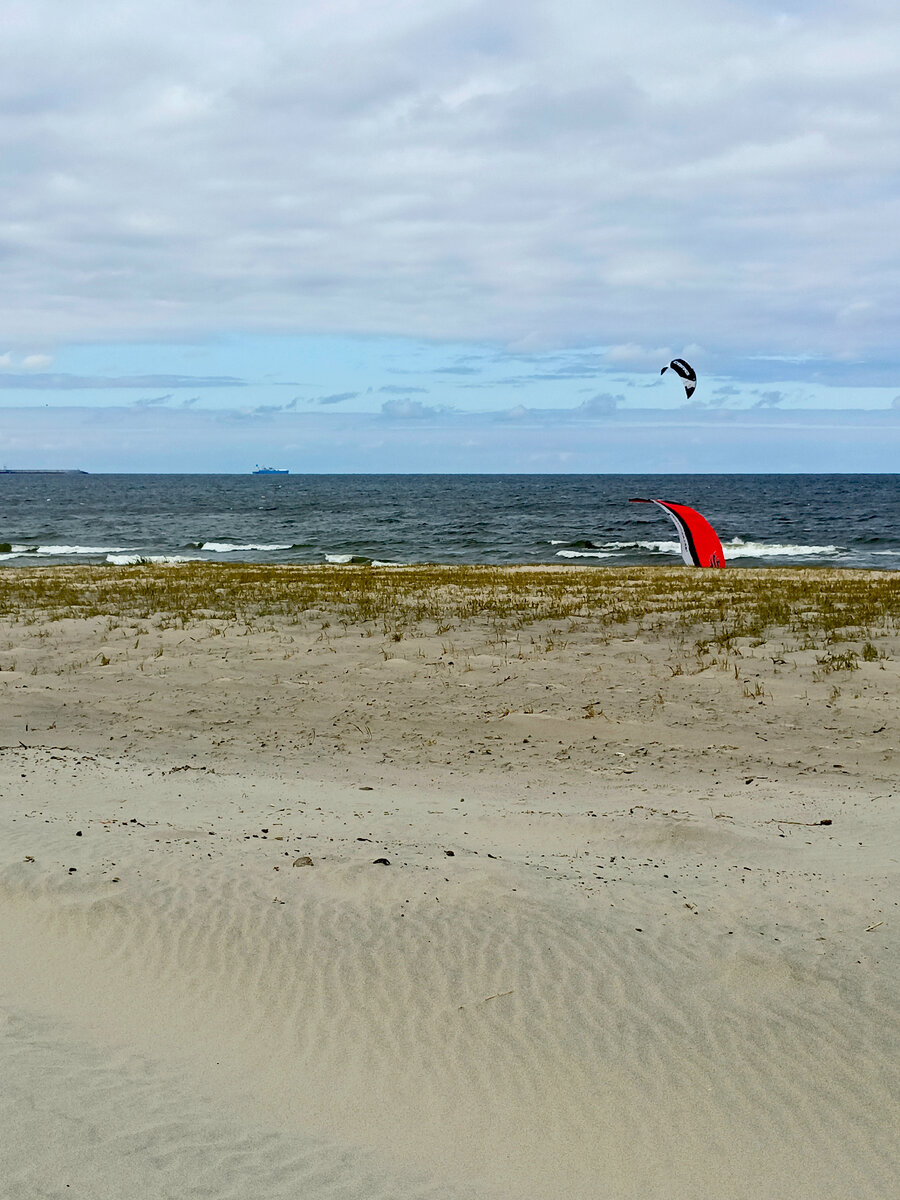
[1,566,898,1198]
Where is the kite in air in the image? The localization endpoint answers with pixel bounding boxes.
[629,498,725,568]
[660,358,696,399]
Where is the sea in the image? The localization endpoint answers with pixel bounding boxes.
[0,474,897,570]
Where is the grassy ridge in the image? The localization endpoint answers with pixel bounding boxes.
[0,563,897,647]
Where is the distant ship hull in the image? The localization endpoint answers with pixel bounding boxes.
[0,469,88,474]
[252,466,289,474]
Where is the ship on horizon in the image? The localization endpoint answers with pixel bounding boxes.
[252,465,289,475]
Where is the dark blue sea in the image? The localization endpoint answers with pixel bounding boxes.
[1,474,897,570]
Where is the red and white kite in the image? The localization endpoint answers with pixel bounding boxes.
[629,498,726,568]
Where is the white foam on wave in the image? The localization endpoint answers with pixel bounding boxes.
[324,553,400,566]
[106,554,200,566]
[200,542,293,553]
[571,537,843,560]
[555,549,616,560]
[560,540,681,555]
[28,545,136,557]
[723,539,838,558]
[601,540,681,554]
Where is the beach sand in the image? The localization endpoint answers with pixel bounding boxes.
[1,565,897,1199]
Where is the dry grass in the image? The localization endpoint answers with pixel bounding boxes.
[0,563,897,650]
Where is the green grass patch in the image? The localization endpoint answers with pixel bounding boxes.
[0,563,896,647]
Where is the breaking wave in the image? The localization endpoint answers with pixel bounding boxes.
[199,542,294,553]
[0,544,135,558]
[106,554,201,565]
[555,549,617,560]
[723,539,839,559]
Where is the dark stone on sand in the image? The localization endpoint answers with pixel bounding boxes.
[373,858,391,866]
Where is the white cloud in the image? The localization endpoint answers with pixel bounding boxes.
[0,1,899,374]
[380,397,449,419]
[604,344,673,370]
[0,351,53,369]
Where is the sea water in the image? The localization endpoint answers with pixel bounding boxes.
[0,474,897,569]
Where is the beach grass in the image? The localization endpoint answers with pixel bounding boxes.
[0,563,897,649]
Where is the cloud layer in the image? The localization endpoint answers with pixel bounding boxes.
[2,404,898,474]
[2,1,899,373]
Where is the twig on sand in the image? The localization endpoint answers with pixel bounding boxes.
[766,818,833,827]
[458,989,514,1011]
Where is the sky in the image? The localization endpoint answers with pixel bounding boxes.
[2,0,899,471]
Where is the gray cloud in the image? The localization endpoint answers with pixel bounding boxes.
[133,393,172,407]
[578,393,620,416]
[312,391,358,405]
[753,390,787,408]
[378,384,429,395]
[1,2,900,379]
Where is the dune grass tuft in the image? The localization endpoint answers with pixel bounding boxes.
[0,563,896,649]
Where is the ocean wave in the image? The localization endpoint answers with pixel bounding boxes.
[555,549,616,560]
[322,553,406,566]
[4,544,137,557]
[596,540,682,554]
[199,542,294,553]
[575,537,844,560]
[106,554,201,565]
[723,539,839,558]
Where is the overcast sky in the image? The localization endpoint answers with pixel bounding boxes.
[2,0,899,470]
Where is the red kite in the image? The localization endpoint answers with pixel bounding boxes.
[629,498,725,567]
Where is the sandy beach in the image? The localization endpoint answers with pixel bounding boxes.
[1,563,897,1199]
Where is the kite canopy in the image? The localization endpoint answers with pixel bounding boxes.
[629,498,725,567]
[660,358,697,399]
